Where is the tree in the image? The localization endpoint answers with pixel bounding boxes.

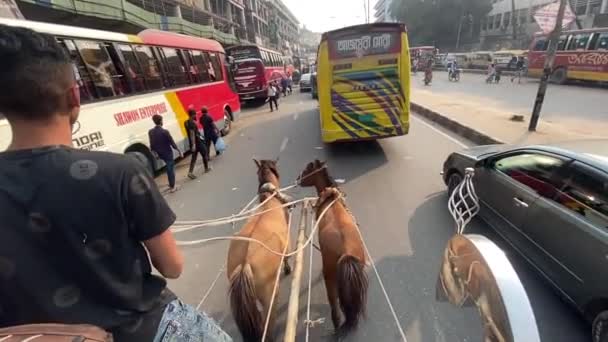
[390,0,493,49]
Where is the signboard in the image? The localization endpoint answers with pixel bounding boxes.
[329,31,401,60]
[533,2,576,34]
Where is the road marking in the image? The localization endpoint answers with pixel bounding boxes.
[294,112,299,120]
[411,115,468,148]
[279,137,289,154]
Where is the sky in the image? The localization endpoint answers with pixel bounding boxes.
[281,0,378,33]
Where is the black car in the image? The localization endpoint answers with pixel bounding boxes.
[443,140,608,340]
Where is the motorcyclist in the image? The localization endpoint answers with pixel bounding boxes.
[448,60,458,79]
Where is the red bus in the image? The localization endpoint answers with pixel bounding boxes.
[226,45,286,101]
[528,27,608,84]
[0,18,240,175]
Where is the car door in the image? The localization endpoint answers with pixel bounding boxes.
[475,151,568,251]
[522,161,608,304]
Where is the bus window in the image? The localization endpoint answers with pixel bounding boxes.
[208,52,224,81]
[161,48,190,87]
[568,33,591,50]
[134,45,163,90]
[75,40,123,98]
[191,50,211,83]
[58,38,96,102]
[533,38,548,51]
[591,33,608,50]
[178,49,194,84]
[118,44,146,92]
[557,35,569,50]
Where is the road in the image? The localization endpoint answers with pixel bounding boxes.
[162,92,589,341]
[412,71,607,122]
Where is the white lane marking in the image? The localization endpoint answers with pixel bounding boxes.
[294,112,299,120]
[279,137,289,154]
[411,115,468,148]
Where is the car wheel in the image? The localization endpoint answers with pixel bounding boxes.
[593,311,608,342]
[447,172,463,197]
[127,151,155,177]
[221,110,232,136]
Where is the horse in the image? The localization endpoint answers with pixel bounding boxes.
[227,159,291,342]
[298,159,368,338]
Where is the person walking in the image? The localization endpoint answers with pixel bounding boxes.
[268,82,278,112]
[185,108,210,179]
[0,24,231,341]
[149,114,182,192]
[199,106,221,157]
[281,76,289,97]
[511,56,525,84]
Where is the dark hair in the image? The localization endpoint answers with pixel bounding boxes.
[188,109,196,117]
[0,24,73,120]
[152,114,163,125]
[201,106,208,114]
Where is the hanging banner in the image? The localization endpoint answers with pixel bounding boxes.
[0,0,24,19]
[533,2,576,34]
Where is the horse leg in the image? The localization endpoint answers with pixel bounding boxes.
[323,268,341,331]
[260,282,279,342]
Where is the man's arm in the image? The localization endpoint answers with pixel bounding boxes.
[123,160,184,279]
[144,230,183,279]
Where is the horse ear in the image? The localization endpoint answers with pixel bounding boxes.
[253,158,261,168]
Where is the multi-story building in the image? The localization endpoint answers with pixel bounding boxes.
[374,0,395,22]
[480,0,608,50]
[11,0,299,50]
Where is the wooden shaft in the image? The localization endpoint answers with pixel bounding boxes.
[283,202,309,342]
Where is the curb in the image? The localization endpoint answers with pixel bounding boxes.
[411,102,504,146]
[432,67,519,76]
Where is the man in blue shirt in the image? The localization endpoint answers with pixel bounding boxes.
[148,115,182,192]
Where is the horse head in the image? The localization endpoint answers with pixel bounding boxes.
[254,158,280,190]
[299,159,334,192]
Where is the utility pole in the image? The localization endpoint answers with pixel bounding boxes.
[511,0,517,40]
[528,0,568,132]
[456,15,464,50]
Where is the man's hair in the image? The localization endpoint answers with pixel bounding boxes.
[200,106,208,114]
[188,109,196,117]
[152,114,163,125]
[0,24,74,120]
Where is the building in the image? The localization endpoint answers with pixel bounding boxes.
[480,0,608,50]
[11,0,299,50]
[374,0,395,22]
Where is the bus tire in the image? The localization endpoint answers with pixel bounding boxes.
[221,109,232,136]
[550,68,567,85]
[127,150,155,177]
[593,310,608,342]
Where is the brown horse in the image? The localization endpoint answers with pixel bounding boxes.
[298,160,368,338]
[227,159,291,342]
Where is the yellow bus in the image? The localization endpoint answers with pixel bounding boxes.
[316,23,410,143]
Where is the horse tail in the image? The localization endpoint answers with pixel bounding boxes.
[229,263,262,342]
[336,254,369,338]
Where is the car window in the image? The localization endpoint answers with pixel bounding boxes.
[493,153,566,199]
[555,162,608,227]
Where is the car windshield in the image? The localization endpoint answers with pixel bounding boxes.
[301,74,311,81]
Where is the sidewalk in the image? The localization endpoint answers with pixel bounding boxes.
[411,85,608,146]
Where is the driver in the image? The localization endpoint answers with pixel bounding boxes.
[0,25,231,341]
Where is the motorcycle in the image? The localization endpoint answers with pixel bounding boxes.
[448,68,461,82]
[424,68,433,86]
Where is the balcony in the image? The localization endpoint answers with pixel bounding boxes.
[17,0,250,45]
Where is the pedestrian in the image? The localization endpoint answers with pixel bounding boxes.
[281,76,288,97]
[0,24,232,341]
[185,108,210,179]
[199,106,221,157]
[486,63,497,83]
[268,81,278,112]
[511,56,525,84]
[288,75,293,94]
[149,114,182,192]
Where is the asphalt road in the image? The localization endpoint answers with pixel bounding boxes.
[162,92,590,342]
[412,71,607,123]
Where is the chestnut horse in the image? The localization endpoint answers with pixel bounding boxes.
[227,159,291,342]
[299,160,368,338]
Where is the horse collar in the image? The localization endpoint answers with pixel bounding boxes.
[259,182,277,194]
